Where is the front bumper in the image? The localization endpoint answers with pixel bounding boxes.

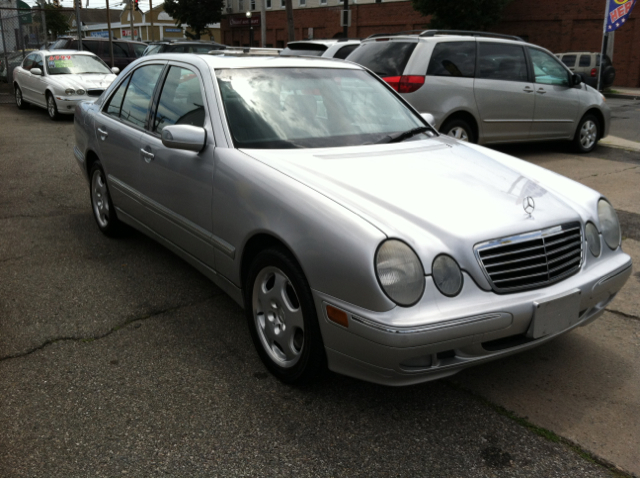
[54,95,93,114]
[314,250,631,386]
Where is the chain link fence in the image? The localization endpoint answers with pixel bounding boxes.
[1,4,51,103]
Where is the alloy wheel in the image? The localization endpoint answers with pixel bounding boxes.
[580,120,597,150]
[252,266,305,368]
[447,127,469,142]
[91,169,110,228]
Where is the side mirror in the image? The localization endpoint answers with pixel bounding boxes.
[111,67,120,74]
[30,67,43,76]
[161,125,206,152]
[421,112,436,128]
[572,73,583,86]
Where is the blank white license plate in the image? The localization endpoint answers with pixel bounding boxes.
[530,289,581,339]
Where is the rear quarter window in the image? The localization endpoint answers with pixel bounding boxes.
[427,41,476,77]
[346,41,417,77]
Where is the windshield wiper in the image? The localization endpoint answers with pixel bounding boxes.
[376,126,432,144]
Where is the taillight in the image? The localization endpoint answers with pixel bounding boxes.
[591,68,597,77]
[382,75,425,93]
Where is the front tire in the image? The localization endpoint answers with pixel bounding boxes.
[15,85,29,110]
[441,118,476,143]
[573,114,600,153]
[46,93,60,121]
[244,248,326,385]
[89,160,122,236]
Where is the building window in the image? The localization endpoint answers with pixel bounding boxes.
[238,0,244,10]
[266,0,271,8]
[320,0,326,4]
[299,0,305,6]
[281,0,285,7]
[251,0,255,9]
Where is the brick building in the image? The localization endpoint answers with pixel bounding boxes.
[220,0,640,87]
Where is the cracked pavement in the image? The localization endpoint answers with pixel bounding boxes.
[1,104,639,476]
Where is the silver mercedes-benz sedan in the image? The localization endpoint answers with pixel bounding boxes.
[73,52,631,386]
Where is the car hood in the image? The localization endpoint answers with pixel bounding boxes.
[48,73,116,91]
[242,136,599,281]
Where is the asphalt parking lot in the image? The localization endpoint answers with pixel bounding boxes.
[1,100,639,477]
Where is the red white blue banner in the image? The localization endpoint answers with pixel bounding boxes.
[607,0,637,31]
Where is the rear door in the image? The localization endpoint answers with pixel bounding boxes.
[528,48,580,140]
[136,62,215,266]
[473,42,535,143]
[94,63,165,218]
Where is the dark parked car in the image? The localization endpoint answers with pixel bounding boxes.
[142,39,226,56]
[50,36,146,71]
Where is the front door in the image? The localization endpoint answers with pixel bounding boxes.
[137,63,215,267]
[473,42,535,143]
[528,48,580,140]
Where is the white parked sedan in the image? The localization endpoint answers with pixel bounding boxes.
[13,50,119,120]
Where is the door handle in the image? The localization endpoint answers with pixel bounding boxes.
[523,87,534,93]
[537,88,546,94]
[140,148,155,162]
[97,127,108,140]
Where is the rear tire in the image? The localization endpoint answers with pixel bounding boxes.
[244,248,326,385]
[441,118,476,143]
[15,85,29,110]
[573,114,600,153]
[89,160,123,237]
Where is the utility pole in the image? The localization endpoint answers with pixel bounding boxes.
[149,0,154,41]
[75,0,82,50]
[106,0,115,67]
[260,0,265,47]
[129,0,135,40]
[285,0,293,41]
[39,0,48,45]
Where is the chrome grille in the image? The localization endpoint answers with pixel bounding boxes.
[87,89,104,97]
[475,223,583,293]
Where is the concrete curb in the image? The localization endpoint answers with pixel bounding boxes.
[604,93,640,100]
[600,135,640,153]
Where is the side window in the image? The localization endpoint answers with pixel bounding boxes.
[33,55,44,71]
[169,45,187,53]
[579,54,591,67]
[333,44,358,60]
[112,43,128,58]
[560,54,576,68]
[119,64,164,128]
[529,48,570,86]
[477,42,528,82]
[104,75,131,117]
[132,44,146,57]
[23,53,37,71]
[153,67,205,133]
[427,41,476,78]
[83,41,100,55]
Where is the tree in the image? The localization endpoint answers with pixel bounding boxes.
[34,3,70,39]
[411,0,513,31]
[163,0,223,40]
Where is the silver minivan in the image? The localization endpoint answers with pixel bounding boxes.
[347,31,610,153]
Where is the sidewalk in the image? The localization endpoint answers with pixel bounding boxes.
[600,135,640,152]
[604,86,640,100]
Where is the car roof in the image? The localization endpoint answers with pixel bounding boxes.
[56,36,146,45]
[556,52,597,55]
[149,52,362,69]
[287,39,360,47]
[38,49,97,55]
[361,30,525,44]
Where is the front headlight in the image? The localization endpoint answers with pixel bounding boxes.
[65,88,75,95]
[598,199,621,249]
[76,89,86,95]
[432,255,463,297]
[375,239,425,306]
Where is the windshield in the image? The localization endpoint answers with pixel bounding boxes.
[216,67,430,149]
[46,54,112,75]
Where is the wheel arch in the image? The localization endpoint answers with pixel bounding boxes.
[85,149,100,179]
[581,108,605,139]
[439,110,479,142]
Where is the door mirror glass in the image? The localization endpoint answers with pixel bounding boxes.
[30,67,43,76]
[161,125,206,152]
[111,67,120,74]
[572,73,583,86]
